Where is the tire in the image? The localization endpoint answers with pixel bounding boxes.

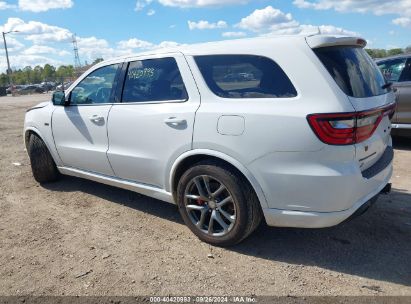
[28,134,60,184]
[177,160,262,247]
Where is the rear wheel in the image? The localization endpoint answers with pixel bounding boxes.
[28,134,60,184]
[177,160,262,246]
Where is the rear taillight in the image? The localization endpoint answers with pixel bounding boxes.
[307,103,396,145]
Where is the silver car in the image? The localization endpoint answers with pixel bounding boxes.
[376,54,411,136]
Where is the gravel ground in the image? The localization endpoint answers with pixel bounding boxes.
[0,94,410,297]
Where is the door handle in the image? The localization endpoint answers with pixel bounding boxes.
[89,115,104,124]
[164,117,186,126]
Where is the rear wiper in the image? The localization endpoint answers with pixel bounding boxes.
[382,82,393,90]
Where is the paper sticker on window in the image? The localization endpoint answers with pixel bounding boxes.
[128,68,155,80]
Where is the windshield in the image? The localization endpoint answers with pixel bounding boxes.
[314,46,388,98]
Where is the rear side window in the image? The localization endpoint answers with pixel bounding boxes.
[377,58,407,82]
[314,46,388,98]
[194,55,297,99]
[122,57,188,103]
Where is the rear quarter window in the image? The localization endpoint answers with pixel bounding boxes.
[194,55,297,99]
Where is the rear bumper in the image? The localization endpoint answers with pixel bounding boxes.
[262,162,393,228]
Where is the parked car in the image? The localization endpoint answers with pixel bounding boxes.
[40,81,56,91]
[55,82,73,91]
[6,85,23,94]
[376,54,411,137]
[24,35,395,246]
[18,85,45,95]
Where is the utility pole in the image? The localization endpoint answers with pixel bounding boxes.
[2,30,19,87]
[2,32,12,86]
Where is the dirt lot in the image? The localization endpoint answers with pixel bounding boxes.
[0,94,410,297]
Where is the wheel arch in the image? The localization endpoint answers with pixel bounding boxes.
[24,127,43,151]
[24,126,62,166]
[169,149,268,209]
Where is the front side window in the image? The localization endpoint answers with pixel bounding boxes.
[70,64,119,105]
[377,58,407,82]
[194,55,297,99]
[122,58,188,103]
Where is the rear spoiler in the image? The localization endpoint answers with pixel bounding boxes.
[306,35,367,49]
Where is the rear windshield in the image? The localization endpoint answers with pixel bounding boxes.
[314,46,388,98]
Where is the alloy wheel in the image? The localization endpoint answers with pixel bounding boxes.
[184,175,237,237]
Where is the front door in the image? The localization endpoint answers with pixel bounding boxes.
[52,63,120,175]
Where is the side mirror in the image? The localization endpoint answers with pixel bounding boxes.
[52,91,68,106]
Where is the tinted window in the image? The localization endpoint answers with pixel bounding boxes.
[377,58,407,82]
[70,64,119,105]
[194,55,297,99]
[314,46,388,98]
[401,59,411,82]
[122,58,188,103]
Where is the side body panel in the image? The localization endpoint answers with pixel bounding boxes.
[24,102,63,166]
[186,38,359,212]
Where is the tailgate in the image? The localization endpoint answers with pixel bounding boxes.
[348,94,395,171]
[310,38,396,172]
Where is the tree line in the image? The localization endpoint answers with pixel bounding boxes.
[0,58,104,87]
[0,64,76,87]
[366,46,411,59]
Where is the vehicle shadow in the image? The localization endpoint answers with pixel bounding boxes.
[44,176,183,224]
[393,136,411,151]
[234,189,411,286]
[44,177,411,286]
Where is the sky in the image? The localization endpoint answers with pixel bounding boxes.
[0,0,410,72]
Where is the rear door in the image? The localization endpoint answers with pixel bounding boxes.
[312,42,395,171]
[106,53,201,188]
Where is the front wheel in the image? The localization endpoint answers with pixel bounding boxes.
[177,161,262,246]
[28,134,60,184]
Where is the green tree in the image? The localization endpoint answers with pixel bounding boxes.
[0,73,8,86]
[32,66,43,84]
[387,48,404,56]
[42,64,56,82]
[365,49,388,59]
[56,65,75,82]
[22,66,32,84]
[92,58,104,65]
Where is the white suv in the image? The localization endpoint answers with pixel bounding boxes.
[24,34,396,246]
